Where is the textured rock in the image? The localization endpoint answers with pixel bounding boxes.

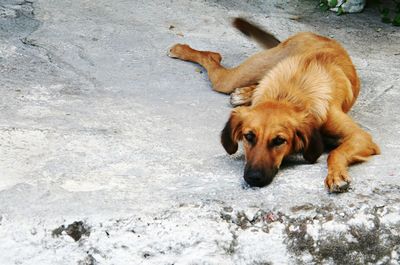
[330,0,366,13]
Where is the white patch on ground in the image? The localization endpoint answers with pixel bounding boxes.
[307,222,320,241]
[0,206,240,265]
[0,44,16,58]
[347,212,376,229]
[321,220,349,233]
[233,223,291,265]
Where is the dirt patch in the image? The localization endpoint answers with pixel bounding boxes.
[52,221,90,241]
[220,204,400,264]
[285,205,400,264]
[77,254,97,265]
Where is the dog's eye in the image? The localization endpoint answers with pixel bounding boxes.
[272,136,286,147]
[244,132,256,143]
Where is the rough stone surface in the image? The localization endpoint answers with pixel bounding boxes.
[0,0,399,264]
[330,0,366,13]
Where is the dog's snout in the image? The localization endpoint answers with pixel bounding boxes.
[244,167,277,187]
[244,169,264,187]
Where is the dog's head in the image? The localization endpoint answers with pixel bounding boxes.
[221,101,323,187]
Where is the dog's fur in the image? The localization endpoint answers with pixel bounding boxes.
[168,18,380,192]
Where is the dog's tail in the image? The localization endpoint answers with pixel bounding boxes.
[232,18,280,49]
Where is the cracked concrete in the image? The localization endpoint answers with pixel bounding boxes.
[0,0,399,264]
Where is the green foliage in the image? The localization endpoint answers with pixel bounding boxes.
[377,0,400,26]
[393,14,400,26]
[337,6,345,15]
[328,0,338,7]
[318,0,346,16]
[318,0,400,26]
[319,1,330,11]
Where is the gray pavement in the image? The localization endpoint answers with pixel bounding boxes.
[0,0,400,264]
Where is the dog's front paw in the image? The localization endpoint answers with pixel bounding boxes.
[230,86,255,107]
[324,169,351,193]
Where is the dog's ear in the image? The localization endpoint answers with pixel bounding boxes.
[295,128,323,163]
[303,129,324,163]
[221,107,245,155]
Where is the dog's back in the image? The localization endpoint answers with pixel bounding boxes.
[233,18,360,111]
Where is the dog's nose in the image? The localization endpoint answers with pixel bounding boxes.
[244,170,265,187]
[244,167,277,187]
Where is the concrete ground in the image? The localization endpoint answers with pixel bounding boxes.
[0,0,399,264]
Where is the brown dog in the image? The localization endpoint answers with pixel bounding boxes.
[168,18,380,192]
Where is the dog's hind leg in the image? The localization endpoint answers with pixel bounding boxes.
[168,44,284,94]
[322,108,380,193]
